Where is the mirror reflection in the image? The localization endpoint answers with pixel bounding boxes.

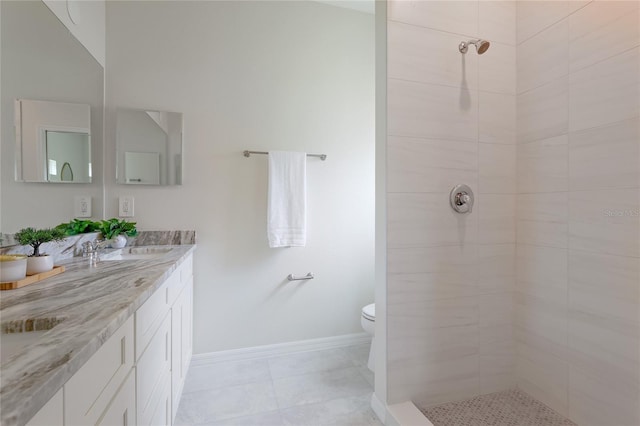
[116,109,183,185]
[15,99,92,183]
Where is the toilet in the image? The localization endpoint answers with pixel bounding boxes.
[360,303,375,372]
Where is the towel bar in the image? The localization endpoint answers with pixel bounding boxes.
[287,272,314,281]
[243,150,327,161]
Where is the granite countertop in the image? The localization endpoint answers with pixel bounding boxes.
[0,244,196,426]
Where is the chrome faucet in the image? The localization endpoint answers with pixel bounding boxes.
[82,239,110,264]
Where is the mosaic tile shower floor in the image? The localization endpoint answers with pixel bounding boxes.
[421,389,577,426]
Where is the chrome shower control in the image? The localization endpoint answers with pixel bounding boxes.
[450,184,474,214]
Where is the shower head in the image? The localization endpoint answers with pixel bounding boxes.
[459,39,490,55]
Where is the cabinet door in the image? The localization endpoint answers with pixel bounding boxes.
[137,313,171,426]
[97,370,136,426]
[66,316,135,426]
[171,281,191,422]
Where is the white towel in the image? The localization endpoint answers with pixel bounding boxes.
[267,151,307,248]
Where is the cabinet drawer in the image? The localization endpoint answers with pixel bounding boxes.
[135,280,170,360]
[136,312,171,426]
[97,369,136,426]
[65,316,134,426]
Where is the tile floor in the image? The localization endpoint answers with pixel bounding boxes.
[421,389,577,426]
[175,343,382,426]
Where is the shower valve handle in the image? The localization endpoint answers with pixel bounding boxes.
[450,184,474,214]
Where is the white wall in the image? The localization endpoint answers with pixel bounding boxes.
[106,1,375,353]
[0,0,104,233]
[515,2,640,424]
[385,0,517,407]
[43,0,105,66]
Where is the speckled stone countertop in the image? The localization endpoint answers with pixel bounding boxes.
[0,244,196,426]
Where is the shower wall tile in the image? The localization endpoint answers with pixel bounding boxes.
[569,119,640,191]
[388,78,478,141]
[388,21,478,89]
[517,135,568,193]
[387,192,478,248]
[517,192,568,249]
[479,91,516,144]
[387,136,477,193]
[517,20,568,94]
[516,1,570,44]
[517,78,569,144]
[478,42,516,95]
[569,1,640,72]
[517,245,568,304]
[479,1,516,46]
[568,189,640,257]
[569,47,640,132]
[516,339,569,416]
[388,0,478,37]
[387,245,478,275]
[477,244,516,294]
[568,365,640,426]
[478,194,516,244]
[479,143,517,194]
[480,338,516,394]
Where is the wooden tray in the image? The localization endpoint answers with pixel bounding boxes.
[0,265,65,290]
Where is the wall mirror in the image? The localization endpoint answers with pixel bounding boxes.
[15,99,92,183]
[116,108,183,185]
[1,0,104,243]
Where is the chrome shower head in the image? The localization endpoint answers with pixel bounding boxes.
[459,39,490,55]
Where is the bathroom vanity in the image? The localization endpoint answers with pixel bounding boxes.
[0,245,195,426]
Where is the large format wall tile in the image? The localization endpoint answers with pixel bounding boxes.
[517,78,568,144]
[478,194,516,244]
[569,47,640,132]
[569,0,640,73]
[387,192,477,248]
[516,1,570,44]
[477,244,516,294]
[479,1,516,46]
[517,135,569,193]
[479,143,517,194]
[479,91,516,144]
[478,41,516,95]
[388,0,478,37]
[517,245,568,304]
[388,78,478,141]
[387,136,477,193]
[569,189,640,257]
[517,192,568,248]
[517,20,569,94]
[388,21,478,89]
[569,119,640,191]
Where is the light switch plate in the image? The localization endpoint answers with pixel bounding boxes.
[119,196,134,217]
[74,196,92,218]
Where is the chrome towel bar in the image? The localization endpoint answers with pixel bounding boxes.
[243,150,327,161]
[287,272,314,281]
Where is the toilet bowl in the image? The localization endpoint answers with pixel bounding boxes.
[361,303,375,372]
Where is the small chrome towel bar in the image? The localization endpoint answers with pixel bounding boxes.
[287,272,314,281]
[243,150,327,161]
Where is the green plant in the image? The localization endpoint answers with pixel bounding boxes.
[55,219,99,236]
[96,218,138,240]
[14,227,66,257]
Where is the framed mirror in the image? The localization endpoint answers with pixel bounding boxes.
[15,99,92,183]
[116,108,183,185]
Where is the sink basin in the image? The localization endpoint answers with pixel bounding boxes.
[101,247,172,261]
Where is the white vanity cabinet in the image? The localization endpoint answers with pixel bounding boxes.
[27,253,194,426]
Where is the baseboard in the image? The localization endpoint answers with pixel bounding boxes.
[191,332,371,366]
